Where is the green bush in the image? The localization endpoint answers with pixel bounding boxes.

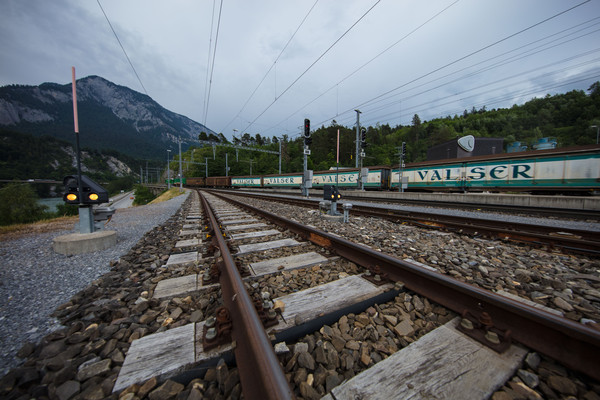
[106,176,136,195]
[132,185,156,206]
[0,184,49,225]
[55,202,79,217]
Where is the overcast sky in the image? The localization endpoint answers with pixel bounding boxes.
[1,0,599,140]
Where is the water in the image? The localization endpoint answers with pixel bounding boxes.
[38,198,63,213]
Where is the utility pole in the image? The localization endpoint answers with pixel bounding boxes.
[354,109,361,168]
[279,140,282,174]
[397,142,406,192]
[225,153,229,176]
[178,137,183,192]
[167,149,171,189]
[205,157,208,178]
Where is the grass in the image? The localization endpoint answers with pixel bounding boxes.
[0,215,78,240]
[0,188,185,240]
[148,187,186,205]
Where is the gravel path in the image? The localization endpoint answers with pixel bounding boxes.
[0,191,189,375]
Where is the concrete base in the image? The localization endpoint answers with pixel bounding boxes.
[52,230,117,255]
[322,214,344,222]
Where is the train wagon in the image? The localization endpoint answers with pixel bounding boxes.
[262,172,303,188]
[186,177,205,187]
[313,167,390,189]
[166,177,186,185]
[205,176,232,187]
[231,176,263,187]
[390,145,600,192]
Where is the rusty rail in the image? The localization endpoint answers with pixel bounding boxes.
[210,191,600,382]
[210,189,600,255]
[199,192,294,400]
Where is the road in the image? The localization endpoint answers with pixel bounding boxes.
[109,191,135,209]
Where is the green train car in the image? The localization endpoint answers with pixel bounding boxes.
[391,145,600,192]
[165,177,187,185]
[187,145,600,193]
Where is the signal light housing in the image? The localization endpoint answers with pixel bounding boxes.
[323,185,341,202]
[360,127,367,149]
[63,175,109,205]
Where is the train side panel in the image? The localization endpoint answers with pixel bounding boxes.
[390,150,600,191]
[312,170,358,187]
[563,154,600,187]
[186,177,205,186]
[231,176,262,187]
[263,174,303,188]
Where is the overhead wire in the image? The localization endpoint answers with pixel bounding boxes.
[267,0,461,134]
[241,0,382,134]
[203,0,225,126]
[202,0,217,127]
[220,0,320,134]
[348,0,591,114]
[359,28,600,123]
[363,53,600,126]
[359,17,600,116]
[298,0,594,131]
[96,0,148,95]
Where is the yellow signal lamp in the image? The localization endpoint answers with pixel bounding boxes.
[88,193,99,201]
[66,193,78,202]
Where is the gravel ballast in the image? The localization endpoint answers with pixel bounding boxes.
[0,192,189,376]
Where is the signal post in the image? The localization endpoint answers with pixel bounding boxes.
[52,67,117,254]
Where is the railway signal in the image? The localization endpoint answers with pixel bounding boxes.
[303,118,312,146]
[360,127,367,148]
[63,175,109,205]
[401,141,407,157]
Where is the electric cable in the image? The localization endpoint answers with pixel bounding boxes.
[96,0,148,95]
[241,0,382,134]
[221,0,320,134]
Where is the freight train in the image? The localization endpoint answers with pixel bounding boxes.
[185,145,600,193]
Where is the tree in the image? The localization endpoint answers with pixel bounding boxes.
[0,184,49,225]
[588,81,600,98]
[411,114,423,143]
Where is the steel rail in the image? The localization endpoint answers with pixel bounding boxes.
[210,191,600,381]
[198,191,294,400]
[211,190,600,254]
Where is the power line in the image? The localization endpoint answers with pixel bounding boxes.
[359,31,600,124]
[364,54,600,126]
[304,0,594,130]
[96,0,148,95]
[221,0,320,134]
[202,0,217,127]
[241,0,382,134]
[265,0,461,135]
[203,0,225,126]
[351,0,591,114]
[360,19,600,116]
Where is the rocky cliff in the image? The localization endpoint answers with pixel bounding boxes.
[0,76,215,159]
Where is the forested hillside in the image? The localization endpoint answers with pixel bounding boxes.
[0,130,139,195]
[180,83,600,177]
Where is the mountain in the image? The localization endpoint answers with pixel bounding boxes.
[0,76,215,159]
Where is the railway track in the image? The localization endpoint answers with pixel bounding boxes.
[3,189,599,399]
[116,189,599,399]
[210,189,600,256]
[239,188,600,221]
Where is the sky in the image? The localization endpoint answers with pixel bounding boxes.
[1,0,600,141]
